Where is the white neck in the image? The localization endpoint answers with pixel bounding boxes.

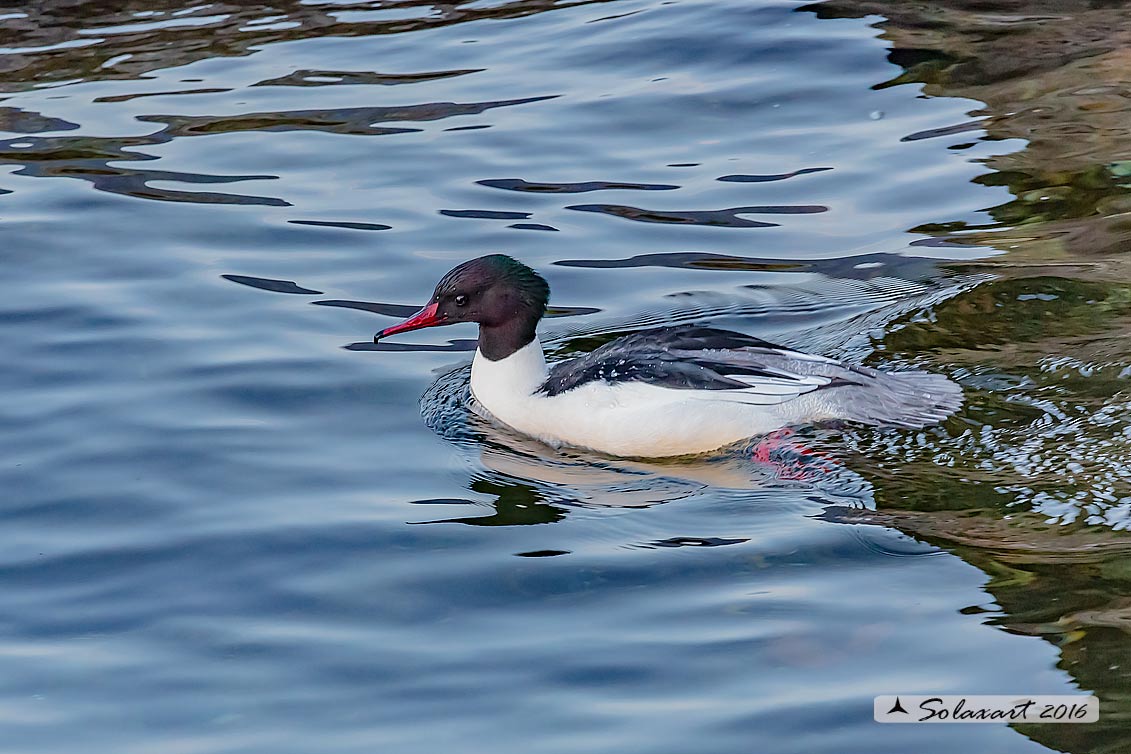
[470,337,548,422]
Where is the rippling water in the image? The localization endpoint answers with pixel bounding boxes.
[6,1,1131,752]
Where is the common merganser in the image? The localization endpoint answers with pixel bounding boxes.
[374,254,963,457]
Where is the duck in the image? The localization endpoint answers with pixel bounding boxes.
[374,254,963,457]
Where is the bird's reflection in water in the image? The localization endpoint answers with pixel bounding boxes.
[411,477,567,526]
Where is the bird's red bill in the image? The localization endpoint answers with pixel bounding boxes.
[374,302,445,341]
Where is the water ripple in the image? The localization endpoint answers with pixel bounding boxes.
[139,96,557,137]
[287,219,392,231]
[554,251,943,281]
[717,167,832,183]
[252,68,484,88]
[0,134,287,204]
[0,108,79,133]
[565,203,828,227]
[440,209,532,220]
[222,275,323,295]
[477,178,680,193]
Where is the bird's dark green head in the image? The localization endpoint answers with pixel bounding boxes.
[375,254,550,360]
[432,254,550,327]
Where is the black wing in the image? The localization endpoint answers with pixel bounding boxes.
[539,325,835,396]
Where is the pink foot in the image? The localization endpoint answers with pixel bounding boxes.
[752,428,795,464]
[752,428,837,480]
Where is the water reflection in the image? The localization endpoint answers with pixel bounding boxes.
[0,133,289,205]
[0,108,79,133]
[221,281,601,324]
[0,0,565,208]
[565,202,828,228]
[287,219,392,231]
[251,67,484,88]
[803,0,1131,258]
[222,274,323,295]
[717,167,832,183]
[140,96,556,137]
[837,273,1131,528]
[804,265,1131,750]
[440,209,533,219]
[2,0,614,91]
[508,222,559,231]
[477,178,680,193]
[827,506,1131,752]
[412,477,568,526]
[554,250,945,281]
[10,0,1131,750]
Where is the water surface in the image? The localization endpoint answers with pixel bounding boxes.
[4,1,1131,752]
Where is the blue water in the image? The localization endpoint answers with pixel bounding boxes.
[0,1,1117,752]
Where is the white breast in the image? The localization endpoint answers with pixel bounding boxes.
[469,339,549,420]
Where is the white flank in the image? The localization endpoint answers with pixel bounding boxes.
[470,338,808,457]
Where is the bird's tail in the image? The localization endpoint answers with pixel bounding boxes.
[830,368,964,429]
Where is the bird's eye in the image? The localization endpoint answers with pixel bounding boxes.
[454,294,469,307]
